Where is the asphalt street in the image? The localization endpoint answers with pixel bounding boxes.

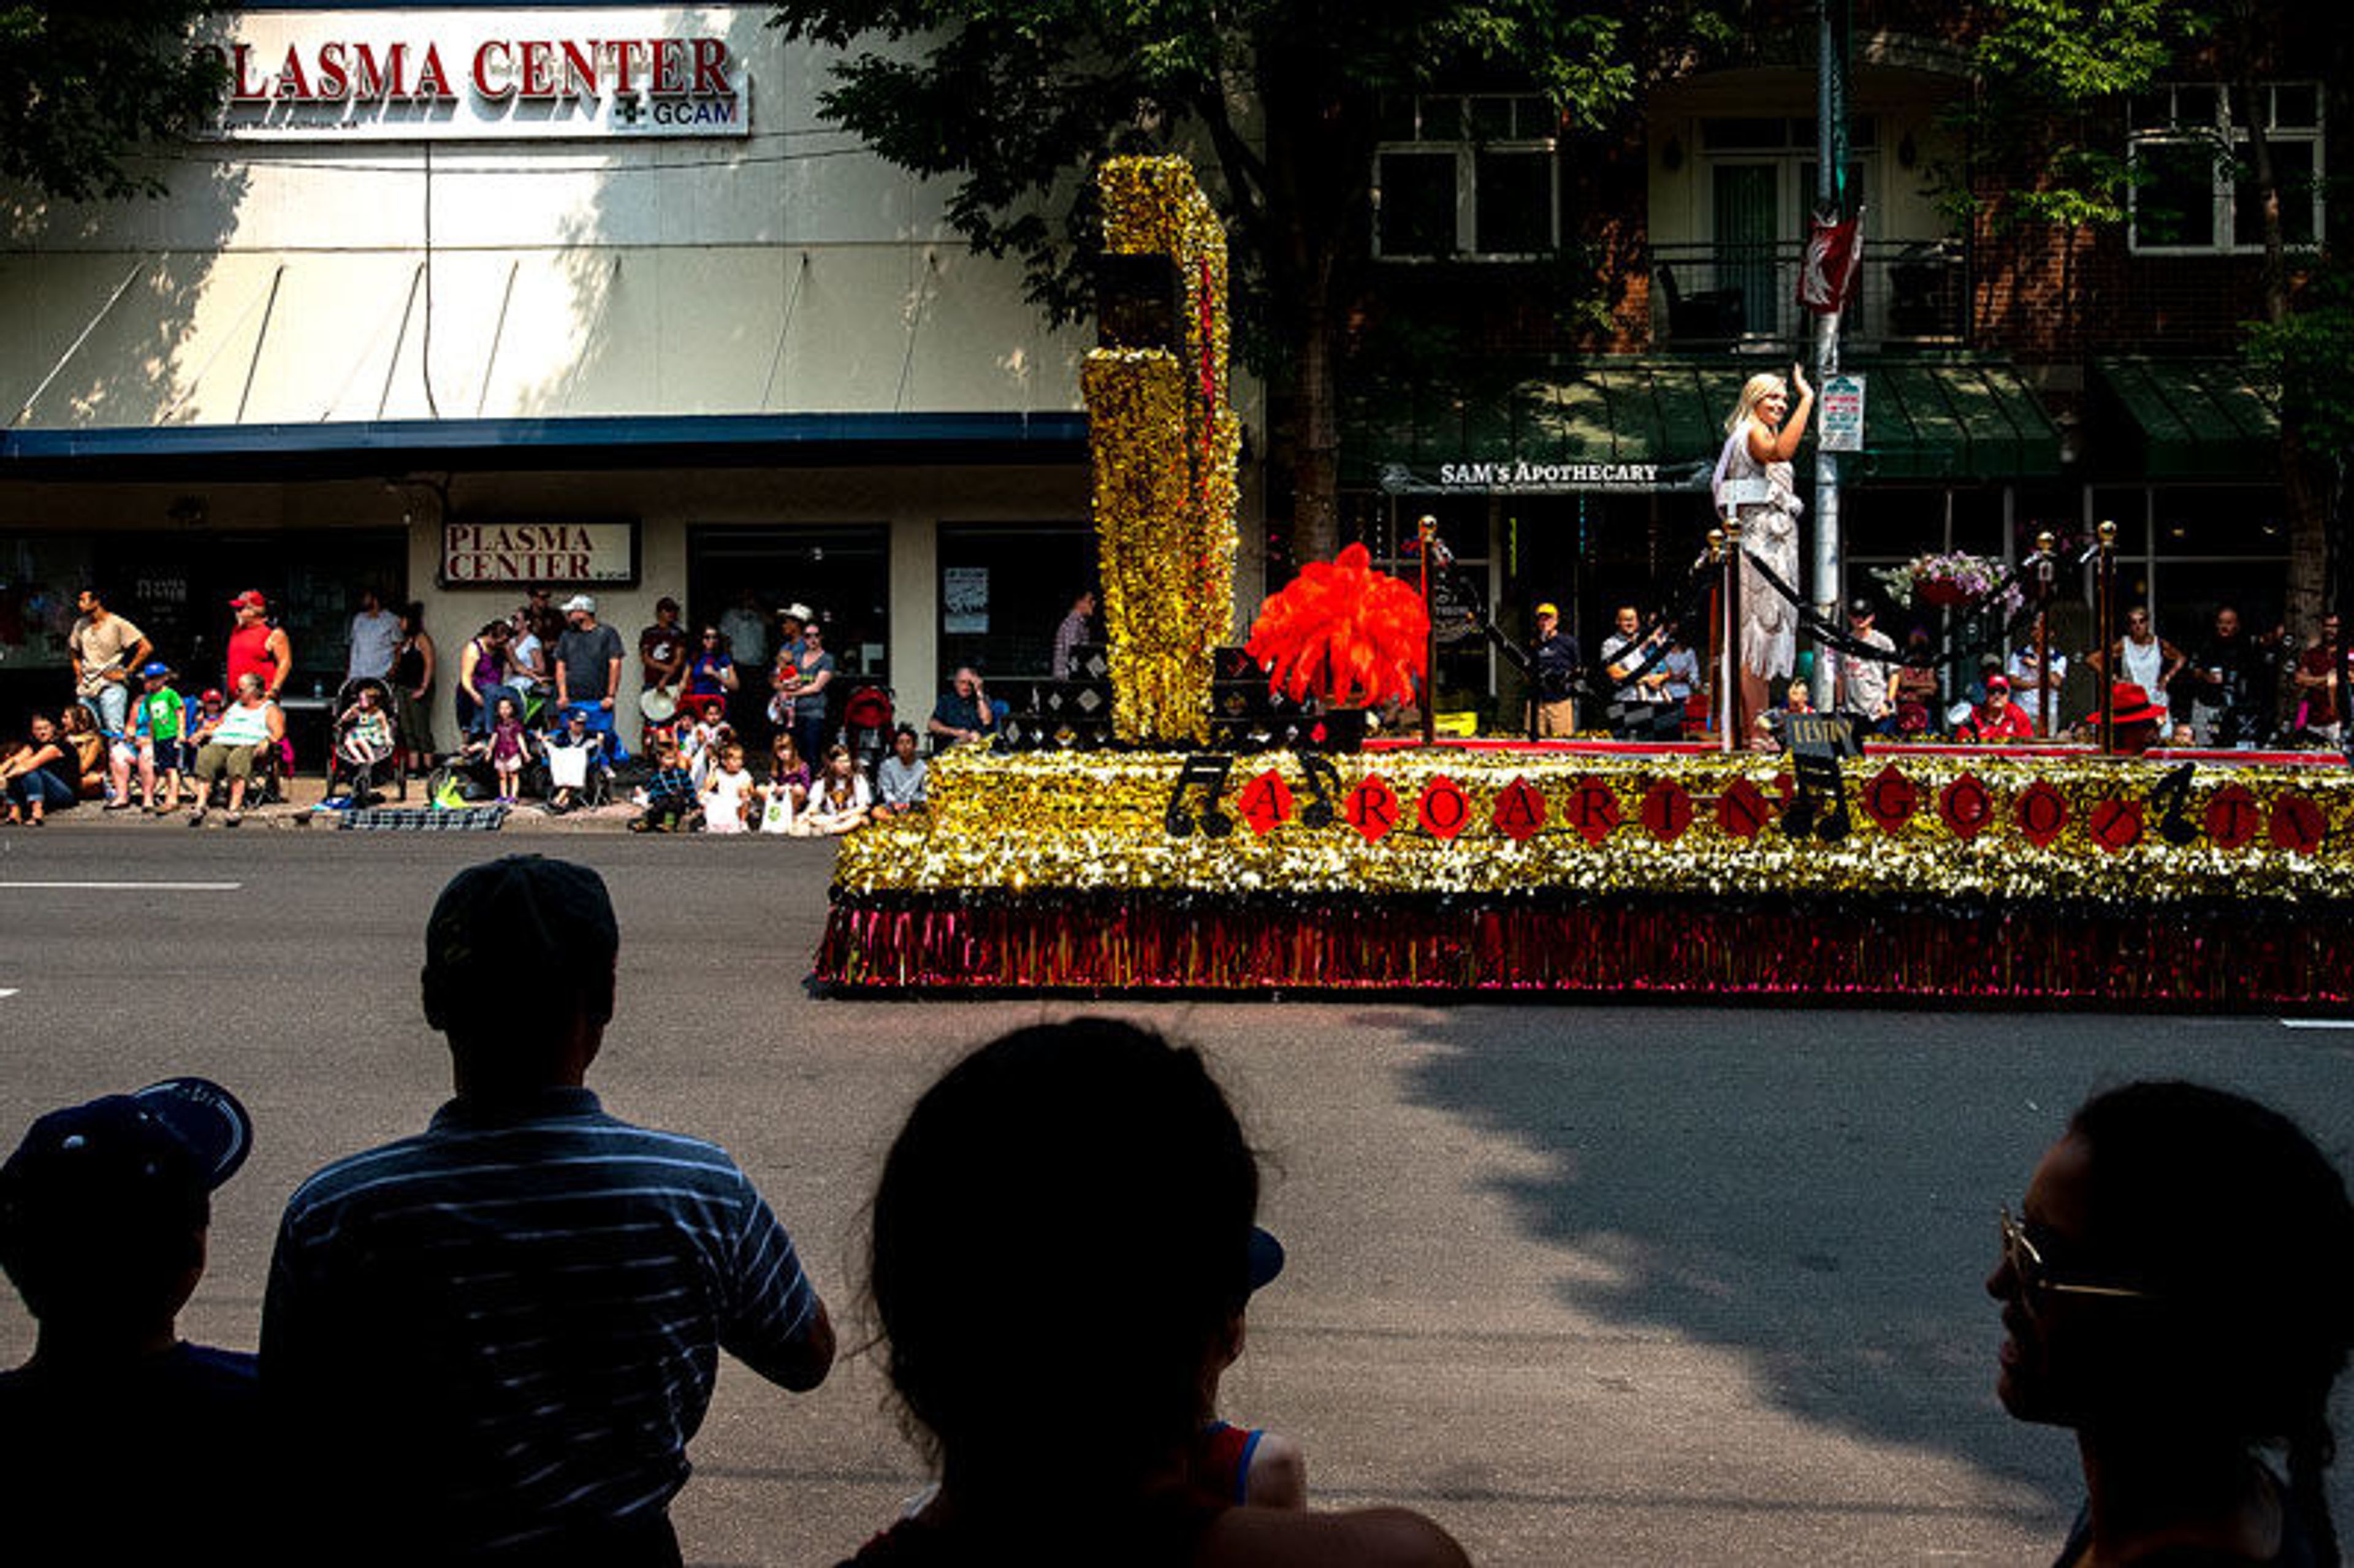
[4,824,2353,1564]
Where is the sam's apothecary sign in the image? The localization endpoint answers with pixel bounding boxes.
[440,519,639,587]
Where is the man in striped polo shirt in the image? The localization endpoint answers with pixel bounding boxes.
[261,856,834,1565]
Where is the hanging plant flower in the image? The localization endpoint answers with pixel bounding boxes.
[1872,552,2024,616]
[1244,543,1428,709]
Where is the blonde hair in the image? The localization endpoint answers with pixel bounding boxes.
[1724,373,1789,435]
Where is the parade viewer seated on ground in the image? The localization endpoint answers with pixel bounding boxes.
[872,726,928,819]
[1990,1081,2354,1568]
[843,1016,1466,1567]
[188,673,283,827]
[261,855,834,1566]
[926,666,997,748]
[1,711,80,826]
[0,1077,260,1566]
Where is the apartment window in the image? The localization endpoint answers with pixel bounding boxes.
[1374,94,1560,261]
[2128,83,2323,254]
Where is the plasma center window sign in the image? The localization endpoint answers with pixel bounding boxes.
[211,9,753,140]
[442,521,639,587]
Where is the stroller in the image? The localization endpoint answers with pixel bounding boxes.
[325,676,407,804]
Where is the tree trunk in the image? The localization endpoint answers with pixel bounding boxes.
[1289,293,1343,569]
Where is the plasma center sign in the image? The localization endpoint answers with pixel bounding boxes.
[212,9,752,140]
[441,520,639,587]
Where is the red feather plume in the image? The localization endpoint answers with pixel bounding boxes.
[1244,543,1428,709]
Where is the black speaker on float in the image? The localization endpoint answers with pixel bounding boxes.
[1065,642,1111,682]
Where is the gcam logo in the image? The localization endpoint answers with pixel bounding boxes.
[611,90,643,126]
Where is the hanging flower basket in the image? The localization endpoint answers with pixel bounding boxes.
[1873,552,2024,618]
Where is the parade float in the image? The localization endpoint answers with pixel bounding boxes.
[814,157,2353,1006]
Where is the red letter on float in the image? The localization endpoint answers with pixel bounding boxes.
[1937,773,1993,840]
[1492,777,1545,843]
[691,37,731,96]
[2015,778,2070,848]
[1716,777,1770,841]
[1640,778,1694,844]
[1236,769,1293,837]
[1417,775,1470,840]
[415,43,454,99]
[1344,775,1399,843]
[2270,793,2327,855]
[1566,775,1620,846]
[1861,764,1917,835]
[2204,783,2261,851]
[472,40,514,101]
[2088,798,2143,853]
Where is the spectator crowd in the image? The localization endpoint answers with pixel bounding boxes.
[7,854,2353,1566]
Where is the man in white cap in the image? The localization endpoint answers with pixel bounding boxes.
[264,856,834,1564]
[554,595,624,750]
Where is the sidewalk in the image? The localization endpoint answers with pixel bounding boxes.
[35,774,642,832]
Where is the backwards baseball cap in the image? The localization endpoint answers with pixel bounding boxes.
[1535,603,1560,618]
[426,855,618,999]
[228,590,267,611]
[1247,1225,1285,1293]
[561,593,596,614]
[1,1078,253,1233]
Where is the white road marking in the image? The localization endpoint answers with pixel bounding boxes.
[0,881,243,891]
[0,989,17,999]
[2280,1019,2354,1030]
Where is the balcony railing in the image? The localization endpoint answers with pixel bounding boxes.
[1649,238,1968,351]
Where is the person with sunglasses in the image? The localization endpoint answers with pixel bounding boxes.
[2088,605,2187,738]
[1990,1081,2354,1567]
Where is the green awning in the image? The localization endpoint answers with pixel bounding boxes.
[2092,356,2280,479]
[1347,355,2062,493]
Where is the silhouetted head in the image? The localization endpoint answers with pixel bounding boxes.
[1991,1081,2354,1523]
[421,856,618,1094]
[870,1019,1260,1508]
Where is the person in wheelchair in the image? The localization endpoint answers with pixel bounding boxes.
[326,680,400,806]
[543,707,612,815]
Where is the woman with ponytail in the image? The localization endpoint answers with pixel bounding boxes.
[1990,1081,2354,1566]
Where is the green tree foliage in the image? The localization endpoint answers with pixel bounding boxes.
[0,2,226,202]
[772,0,1728,566]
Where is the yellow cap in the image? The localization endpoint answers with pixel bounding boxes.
[1536,603,1559,618]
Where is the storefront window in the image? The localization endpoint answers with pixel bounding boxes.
[687,525,891,691]
[0,534,97,673]
[937,523,1094,687]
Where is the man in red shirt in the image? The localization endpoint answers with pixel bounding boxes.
[224,591,292,702]
[1957,674,2034,743]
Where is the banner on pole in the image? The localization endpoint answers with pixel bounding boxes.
[1797,212,1864,314]
[1820,374,1865,452]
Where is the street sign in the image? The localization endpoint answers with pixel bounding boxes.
[1820,373,1865,452]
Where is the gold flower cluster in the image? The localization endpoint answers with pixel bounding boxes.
[1086,155,1239,745]
[836,748,2354,905]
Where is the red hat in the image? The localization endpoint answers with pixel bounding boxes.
[228,590,267,611]
[2089,682,2167,727]
[1984,674,2010,692]
[200,688,224,704]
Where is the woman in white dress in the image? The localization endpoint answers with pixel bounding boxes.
[1712,366,1816,750]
